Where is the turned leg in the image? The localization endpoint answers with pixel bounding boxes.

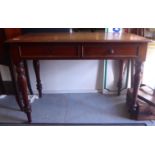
[132,59,143,111]
[23,60,33,95]
[0,71,6,94]
[9,63,24,111]
[16,61,32,123]
[117,60,126,96]
[33,60,42,98]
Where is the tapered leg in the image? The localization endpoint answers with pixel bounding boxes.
[16,61,32,123]
[9,63,24,111]
[0,71,6,94]
[33,60,42,98]
[117,60,126,96]
[132,59,143,111]
[23,60,33,95]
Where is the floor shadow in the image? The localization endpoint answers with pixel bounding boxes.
[0,103,20,111]
[0,113,25,122]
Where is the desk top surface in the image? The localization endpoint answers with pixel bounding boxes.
[6,32,150,43]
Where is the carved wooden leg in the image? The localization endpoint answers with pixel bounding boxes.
[9,63,24,111]
[33,60,42,98]
[132,59,143,112]
[23,60,33,95]
[16,62,32,123]
[0,71,6,94]
[117,60,126,96]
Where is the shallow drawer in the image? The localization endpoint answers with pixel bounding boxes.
[19,45,80,59]
[82,44,138,58]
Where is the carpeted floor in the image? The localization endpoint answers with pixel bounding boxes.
[0,93,154,125]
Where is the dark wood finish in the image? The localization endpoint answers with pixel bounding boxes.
[16,61,32,122]
[6,32,150,123]
[20,29,70,97]
[6,32,149,43]
[23,60,33,95]
[33,60,42,98]
[117,28,145,96]
[4,28,22,39]
[130,29,146,89]
[0,71,6,94]
[4,28,33,96]
[127,88,155,120]
[0,28,23,110]
[8,59,23,111]
[82,43,138,58]
[0,29,8,64]
[0,28,6,95]
[132,59,143,111]
[19,44,80,59]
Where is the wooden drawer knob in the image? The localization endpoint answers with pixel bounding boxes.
[109,48,115,54]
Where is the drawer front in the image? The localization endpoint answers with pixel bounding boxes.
[82,44,138,58]
[19,45,80,59]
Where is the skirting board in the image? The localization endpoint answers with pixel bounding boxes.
[102,89,127,95]
[2,81,127,95]
[2,81,103,94]
[33,89,101,94]
[33,89,127,94]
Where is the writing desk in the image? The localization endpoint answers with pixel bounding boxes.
[6,32,150,123]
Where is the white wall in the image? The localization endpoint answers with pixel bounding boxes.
[143,42,155,88]
[0,65,11,81]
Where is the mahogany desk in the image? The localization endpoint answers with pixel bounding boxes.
[6,32,150,123]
